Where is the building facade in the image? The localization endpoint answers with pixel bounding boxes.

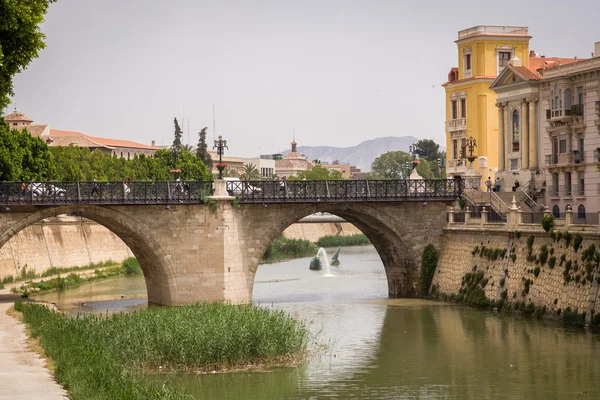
[2,111,157,158]
[539,44,600,220]
[274,140,312,178]
[443,26,532,189]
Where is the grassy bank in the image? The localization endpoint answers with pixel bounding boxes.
[262,238,317,262]
[14,301,310,399]
[261,235,371,263]
[0,260,119,289]
[11,258,141,296]
[316,234,370,248]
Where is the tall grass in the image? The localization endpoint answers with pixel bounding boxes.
[41,260,118,277]
[262,238,317,262]
[316,234,370,248]
[14,301,310,399]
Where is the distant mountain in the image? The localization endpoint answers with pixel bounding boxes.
[284,136,444,172]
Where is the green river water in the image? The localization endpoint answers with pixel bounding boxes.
[32,246,600,399]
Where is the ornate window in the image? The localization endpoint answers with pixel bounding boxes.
[552,205,560,218]
[512,109,520,151]
[564,88,572,110]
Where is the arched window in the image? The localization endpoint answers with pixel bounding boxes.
[564,88,572,110]
[552,205,560,218]
[578,204,586,219]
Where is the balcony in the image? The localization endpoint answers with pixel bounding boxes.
[457,26,528,40]
[446,118,466,132]
[546,105,583,123]
[447,158,471,175]
[544,151,587,168]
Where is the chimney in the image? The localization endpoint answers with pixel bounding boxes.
[529,50,536,57]
[541,55,546,58]
[151,140,156,147]
[595,41,600,58]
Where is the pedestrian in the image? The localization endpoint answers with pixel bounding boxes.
[485,177,492,192]
[494,177,501,192]
[91,179,99,196]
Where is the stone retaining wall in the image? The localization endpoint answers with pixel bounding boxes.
[282,222,362,242]
[0,217,131,279]
[434,226,600,321]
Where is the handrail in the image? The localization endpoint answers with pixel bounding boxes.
[0,179,464,206]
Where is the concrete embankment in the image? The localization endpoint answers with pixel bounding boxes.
[434,225,600,322]
[0,216,131,279]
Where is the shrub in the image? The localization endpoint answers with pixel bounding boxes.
[563,307,585,327]
[538,245,549,266]
[548,256,556,269]
[510,253,517,263]
[563,231,572,248]
[541,214,554,232]
[573,233,583,252]
[533,266,541,277]
[514,230,521,239]
[263,238,317,262]
[122,258,142,275]
[420,245,438,297]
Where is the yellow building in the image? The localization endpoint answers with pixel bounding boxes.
[443,26,532,189]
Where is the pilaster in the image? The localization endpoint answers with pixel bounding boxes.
[521,99,529,169]
[497,103,505,171]
[528,98,538,169]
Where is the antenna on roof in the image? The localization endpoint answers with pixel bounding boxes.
[187,119,190,147]
[212,105,216,141]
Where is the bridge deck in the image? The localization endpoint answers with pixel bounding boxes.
[0,180,462,206]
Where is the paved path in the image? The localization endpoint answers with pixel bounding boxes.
[0,299,67,399]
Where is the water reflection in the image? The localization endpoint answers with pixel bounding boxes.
[31,246,600,399]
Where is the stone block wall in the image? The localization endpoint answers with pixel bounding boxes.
[282,222,362,242]
[434,226,600,320]
[0,217,131,279]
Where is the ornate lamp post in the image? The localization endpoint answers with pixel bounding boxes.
[466,136,477,165]
[408,143,420,171]
[213,135,228,179]
[437,155,446,178]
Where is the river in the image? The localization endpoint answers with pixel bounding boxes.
[32,246,600,399]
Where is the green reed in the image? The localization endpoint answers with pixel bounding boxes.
[316,234,370,248]
[14,301,310,399]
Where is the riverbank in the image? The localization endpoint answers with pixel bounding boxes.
[15,301,310,399]
[0,301,67,399]
[262,235,369,263]
[9,258,141,296]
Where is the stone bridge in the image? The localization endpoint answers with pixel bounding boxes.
[0,180,460,305]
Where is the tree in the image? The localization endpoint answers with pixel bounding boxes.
[0,123,54,181]
[371,151,412,179]
[172,118,182,149]
[196,127,212,169]
[240,163,260,180]
[414,139,441,162]
[291,165,343,180]
[0,0,56,112]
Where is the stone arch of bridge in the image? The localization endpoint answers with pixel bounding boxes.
[239,201,446,300]
[0,206,178,305]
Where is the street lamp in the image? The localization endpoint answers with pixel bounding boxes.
[408,143,420,171]
[437,156,446,178]
[466,136,477,166]
[213,135,229,179]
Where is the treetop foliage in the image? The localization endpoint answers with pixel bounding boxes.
[0,121,212,182]
[0,0,56,111]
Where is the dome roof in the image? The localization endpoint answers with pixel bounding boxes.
[3,111,33,123]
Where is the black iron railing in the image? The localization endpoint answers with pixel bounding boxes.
[0,181,214,206]
[0,179,463,206]
[226,179,463,203]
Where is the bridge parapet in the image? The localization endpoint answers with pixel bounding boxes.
[0,179,463,206]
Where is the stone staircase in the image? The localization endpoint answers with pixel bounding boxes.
[462,183,542,218]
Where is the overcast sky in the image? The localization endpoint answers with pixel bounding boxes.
[6,0,600,157]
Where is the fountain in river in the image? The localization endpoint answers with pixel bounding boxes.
[309,248,340,277]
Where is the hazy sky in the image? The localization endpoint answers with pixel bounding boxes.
[6,0,600,157]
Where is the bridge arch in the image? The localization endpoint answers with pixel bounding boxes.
[238,201,450,300]
[0,205,178,305]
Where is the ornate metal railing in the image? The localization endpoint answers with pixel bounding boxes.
[0,181,214,206]
[0,179,463,206]
[226,179,463,203]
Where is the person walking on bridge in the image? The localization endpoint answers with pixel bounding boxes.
[91,179,100,196]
